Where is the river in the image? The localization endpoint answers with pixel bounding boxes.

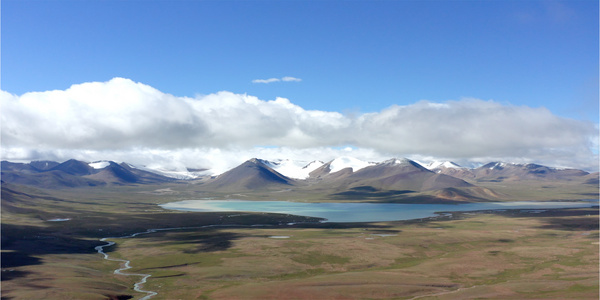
[95,229,163,300]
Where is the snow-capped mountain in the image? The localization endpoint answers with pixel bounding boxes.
[261,159,324,180]
[204,158,293,191]
[307,156,376,179]
[424,161,463,170]
[379,158,427,168]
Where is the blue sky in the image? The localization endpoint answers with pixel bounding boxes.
[1,1,598,170]
[3,0,598,120]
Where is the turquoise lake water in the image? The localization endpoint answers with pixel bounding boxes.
[159,199,598,223]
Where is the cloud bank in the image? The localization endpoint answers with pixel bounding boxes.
[1,78,597,171]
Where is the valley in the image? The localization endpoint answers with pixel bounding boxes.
[4,1,598,299]
[1,157,598,299]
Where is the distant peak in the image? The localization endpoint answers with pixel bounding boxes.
[381,158,412,165]
[487,162,523,170]
[379,158,431,171]
[425,161,462,170]
[248,158,270,165]
[492,162,506,169]
[482,162,546,170]
[486,162,556,171]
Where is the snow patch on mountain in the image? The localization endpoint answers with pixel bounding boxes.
[486,162,562,171]
[425,161,463,170]
[329,156,375,173]
[380,158,414,166]
[263,159,324,179]
[126,163,210,179]
[488,162,509,170]
[89,161,110,169]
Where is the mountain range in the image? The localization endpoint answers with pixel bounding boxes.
[2,157,597,202]
[434,161,592,182]
[1,159,174,189]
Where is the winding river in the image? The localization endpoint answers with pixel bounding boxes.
[95,230,162,300]
[95,225,247,300]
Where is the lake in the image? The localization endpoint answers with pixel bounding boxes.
[159,199,598,223]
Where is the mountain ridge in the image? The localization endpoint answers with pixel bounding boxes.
[1,159,174,188]
[1,158,596,202]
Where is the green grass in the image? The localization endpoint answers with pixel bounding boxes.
[567,284,598,292]
[392,256,428,268]
[291,251,351,266]
[268,268,327,280]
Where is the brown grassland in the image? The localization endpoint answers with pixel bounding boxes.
[1,182,598,299]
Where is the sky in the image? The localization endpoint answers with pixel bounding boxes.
[1,0,599,172]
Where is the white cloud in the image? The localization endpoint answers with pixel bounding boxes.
[281,76,302,82]
[252,78,280,84]
[353,99,597,158]
[1,78,597,171]
[252,76,302,84]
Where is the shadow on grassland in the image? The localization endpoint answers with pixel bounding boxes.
[486,207,599,231]
[1,223,101,281]
[135,229,243,254]
[533,208,599,231]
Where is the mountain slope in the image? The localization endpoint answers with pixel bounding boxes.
[29,160,60,171]
[471,162,590,182]
[49,159,95,176]
[426,161,476,179]
[203,158,294,191]
[1,161,40,174]
[0,170,106,189]
[319,158,474,193]
[119,163,177,183]
[84,162,140,184]
[354,159,472,191]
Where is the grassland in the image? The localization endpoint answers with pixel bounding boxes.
[1,182,598,299]
[93,209,598,300]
